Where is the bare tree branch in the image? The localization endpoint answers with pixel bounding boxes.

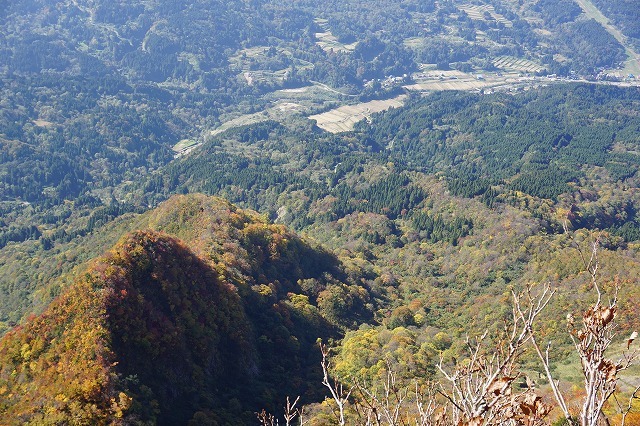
[437,283,553,424]
[320,343,352,426]
[529,236,638,426]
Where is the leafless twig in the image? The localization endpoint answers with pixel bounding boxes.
[320,343,353,426]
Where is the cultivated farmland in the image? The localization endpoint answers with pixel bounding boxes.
[314,18,358,53]
[458,4,512,27]
[309,95,407,133]
[493,56,546,73]
[405,70,525,92]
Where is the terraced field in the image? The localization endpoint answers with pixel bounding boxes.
[313,18,358,52]
[458,4,512,27]
[406,70,524,92]
[493,56,546,73]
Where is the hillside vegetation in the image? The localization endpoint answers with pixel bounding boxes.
[0,0,634,253]
[0,194,639,424]
[0,195,378,424]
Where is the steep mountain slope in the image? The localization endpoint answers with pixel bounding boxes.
[0,195,369,424]
[0,230,253,424]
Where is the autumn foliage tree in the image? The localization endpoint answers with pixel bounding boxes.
[268,237,639,426]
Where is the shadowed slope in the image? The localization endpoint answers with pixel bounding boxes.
[0,195,364,424]
[0,230,254,424]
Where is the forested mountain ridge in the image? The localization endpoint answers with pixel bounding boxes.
[0,195,374,424]
[0,230,254,425]
[1,194,639,424]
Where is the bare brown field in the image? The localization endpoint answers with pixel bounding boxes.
[309,95,407,133]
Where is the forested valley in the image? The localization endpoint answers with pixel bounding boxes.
[2,83,640,424]
[1,0,640,424]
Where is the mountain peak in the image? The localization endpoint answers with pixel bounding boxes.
[0,229,254,424]
[0,197,364,424]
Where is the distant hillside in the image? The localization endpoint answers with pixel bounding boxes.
[0,0,633,235]
[0,195,373,424]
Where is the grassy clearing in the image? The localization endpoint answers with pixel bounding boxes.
[268,84,342,103]
[314,32,358,53]
[403,37,426,50]
[313,18,358,53]
[32,119,54,128]
[230,46,313,72]
[308,95,407,133]
[205,83,346,142]
[172,139,199,154]
[229,46,272,69]
[242,69,289,86]
[211,112,270,135]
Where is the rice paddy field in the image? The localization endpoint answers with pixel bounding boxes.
[405,70,524,92]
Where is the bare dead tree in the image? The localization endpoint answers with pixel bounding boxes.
[351,358,410,426]
[526,238,639,426]
[283,396,305,426]
[257,409,277,426]
[256,396,307,426]
[320,343,353,426]
[618,383,640,426]
[437,283,554,425]
[414,382,449,426]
